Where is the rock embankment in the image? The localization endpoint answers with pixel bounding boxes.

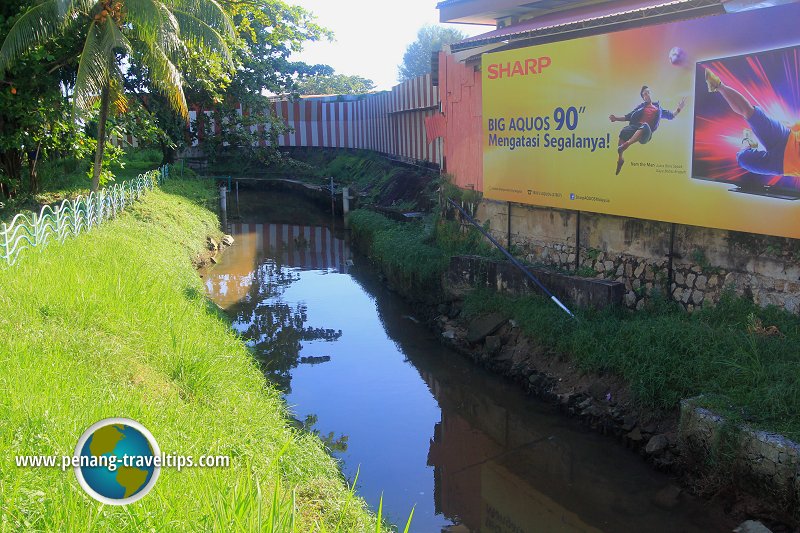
[435,305,680,467]
[430,301,797,530]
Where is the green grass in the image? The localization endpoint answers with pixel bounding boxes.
[349,209,505,301]
[462,288,800,441]
[350,210,447,299]
[2,148,166,221]
[351,210,800,442]
[110,148,164,181]
[0,178,383,531]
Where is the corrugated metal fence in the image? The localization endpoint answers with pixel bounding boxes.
[189,74,442,167]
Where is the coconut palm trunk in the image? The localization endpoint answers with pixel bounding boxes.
[0,0,235,191]
[91,83,111,192]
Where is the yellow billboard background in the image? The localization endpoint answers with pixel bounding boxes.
[482,4,800,239]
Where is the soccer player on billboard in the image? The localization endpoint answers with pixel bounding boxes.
[609,86,687,175]
[704,68,800,177]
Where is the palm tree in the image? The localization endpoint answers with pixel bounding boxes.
[0,0,234,190]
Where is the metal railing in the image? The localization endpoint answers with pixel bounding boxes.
[0,165,169,266]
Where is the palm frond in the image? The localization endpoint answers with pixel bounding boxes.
[63,0,95,16]
[73,22,109,113]
[0,0,66,75]
[171,10,233,69]
[73,18,131,114]
[102,16,133,56]
[55,0,72,18]
[163,0,234,40]
[139,42,188,118]
[124,0,181,56]
[102,20,132,113]
[109,72,129,114]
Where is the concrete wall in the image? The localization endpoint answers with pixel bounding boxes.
[474,199,800,313]
[447,255,624,309]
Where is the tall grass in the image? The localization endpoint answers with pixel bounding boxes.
[0,179,384,531]
[351,209,800,441]
[349,209,501,301]
[462,289,800,440]
[350,210,447,300]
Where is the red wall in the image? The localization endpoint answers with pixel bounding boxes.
[437,52,483,191]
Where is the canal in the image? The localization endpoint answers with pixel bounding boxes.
[202,189,733,532]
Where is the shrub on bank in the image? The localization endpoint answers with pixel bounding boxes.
[350,210,447,301]
[349,209,500,301]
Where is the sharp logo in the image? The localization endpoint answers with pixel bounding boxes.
[487,57,552,80]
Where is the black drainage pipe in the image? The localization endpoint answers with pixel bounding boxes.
[447,198,575,319]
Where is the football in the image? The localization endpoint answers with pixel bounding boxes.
[669,46,686,65]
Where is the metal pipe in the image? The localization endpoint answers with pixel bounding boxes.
[667,223,676,291]
[219,185,227,230]
[235,180,240,219]
[330,176,335,216]
[447,197,575,319]
[342,186,350,229]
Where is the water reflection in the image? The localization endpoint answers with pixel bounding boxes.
[203,191,732,532]
[350,266,732,533]
[205,222,350,310]
[204,222,345,392]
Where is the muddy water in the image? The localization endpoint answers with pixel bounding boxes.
[202,190,732,533]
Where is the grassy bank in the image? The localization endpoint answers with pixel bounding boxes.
[0,179,380,530]
[350,210,800,442]
[349,210,499,301]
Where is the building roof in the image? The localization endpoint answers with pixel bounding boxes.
[437,0,613,26]
[448,0,726,52]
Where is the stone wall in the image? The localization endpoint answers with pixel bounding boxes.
[474,199,800,313]
[446,255,624,310]
[679,397,800,516]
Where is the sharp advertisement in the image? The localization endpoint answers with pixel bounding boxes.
[482,2,800,239]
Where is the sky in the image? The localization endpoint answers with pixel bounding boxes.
[287,0,488,91]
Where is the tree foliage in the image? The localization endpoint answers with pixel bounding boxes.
[0,0,236,190]
[398,24,466,81]
[187,0,333,167]
[0,1,83,196]
[0,0,334,194]
[295,72,375,96]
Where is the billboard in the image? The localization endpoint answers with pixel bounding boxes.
[482,3,800,239]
